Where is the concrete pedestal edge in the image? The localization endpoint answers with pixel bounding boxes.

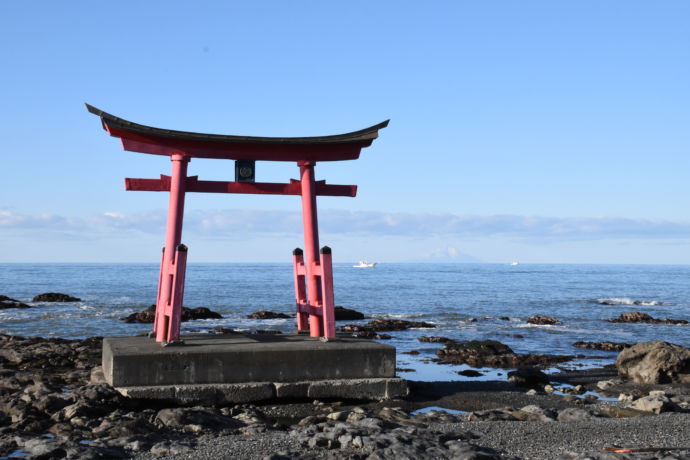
[114,377,409,404]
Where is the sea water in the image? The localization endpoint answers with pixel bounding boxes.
[1,263,688,380]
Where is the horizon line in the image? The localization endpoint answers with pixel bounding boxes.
[1,261,688,266]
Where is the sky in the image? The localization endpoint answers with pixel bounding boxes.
[1,1,689,263]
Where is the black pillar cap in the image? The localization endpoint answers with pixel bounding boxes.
[293,248,303,255]
[176,244,188,252]
[320,246,332,255]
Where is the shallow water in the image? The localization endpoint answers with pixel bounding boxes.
[1,263,688,381]
[410,406,467,416]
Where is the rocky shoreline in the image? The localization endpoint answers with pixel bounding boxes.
[1,333,690,459]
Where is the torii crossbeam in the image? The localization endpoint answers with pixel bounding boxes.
[87,104,388,344]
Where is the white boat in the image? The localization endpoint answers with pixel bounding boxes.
[510,261,519,266]
[353,260,377,268]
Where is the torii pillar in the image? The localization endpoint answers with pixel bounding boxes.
[86,104,388,344]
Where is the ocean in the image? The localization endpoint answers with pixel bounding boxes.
[1,263,688,381]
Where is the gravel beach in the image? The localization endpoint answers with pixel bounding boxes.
[2,333,690,460]
[132,414,690,460]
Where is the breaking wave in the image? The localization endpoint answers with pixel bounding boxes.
[595,297,662,306]
[370,313,426,319]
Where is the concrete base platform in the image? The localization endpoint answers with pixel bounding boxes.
[102,333,408,403]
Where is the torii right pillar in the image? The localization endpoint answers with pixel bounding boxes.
[293,160,336,338]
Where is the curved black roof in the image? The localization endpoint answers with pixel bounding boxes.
[86,104,389,145]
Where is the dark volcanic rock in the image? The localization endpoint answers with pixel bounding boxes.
[0,333,286,459]
[122,305,156,323]
[527,315,559,325]
[184,307,222,321]
[247,310,291,319]
[437,339,574,368]
[341,319,436,333]
[209,326,239,334]
[419,336,454,343]
[32,292,81,302]
[437,339,512,366]
[573,341,631,352]
[608,312,688,325]
[507,367,549,386]
[339,319,434,340]
[0,295,30,309]
[333,306,365,320]
[458,369,484,377]
[122,305,222,323]
[349,331,392,340]
[0,334,102,370]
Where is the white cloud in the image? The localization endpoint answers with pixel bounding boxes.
[102,211,125,218]
[2,208,690,242]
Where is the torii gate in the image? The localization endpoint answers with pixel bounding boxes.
[86,104,388,344]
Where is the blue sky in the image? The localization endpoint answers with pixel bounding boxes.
[1,1,689,263]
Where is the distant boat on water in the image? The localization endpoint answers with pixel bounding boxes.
[510,261,519,266]
[353,260,377,268]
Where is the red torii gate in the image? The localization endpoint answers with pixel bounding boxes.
[86,104,388,344]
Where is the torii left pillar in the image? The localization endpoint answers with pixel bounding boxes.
[154,154,190,343]
[294,161,336,338]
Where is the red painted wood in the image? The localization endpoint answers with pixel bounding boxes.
[319,249,336,338]
[295,263,307,277]
[155,155,189,343]
[167,245,188,342]
[88,104,387,163]
[296,303,323,317]
[292,252,309,331]
[125,176,356,197]
[115,129,369,162]
[153,247,165,335]
[299,161,323,338]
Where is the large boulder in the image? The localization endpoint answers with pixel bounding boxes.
[507,367,549,387]
[0,295,30,309]
[121,305,157,323]
[247,311,290,319]
[616,340,690,383]
[608,312,688,325]
[340,319,435,333]
[32,293,81,302]
[419,336,454,343]
[626,394,676,414]
[333,306,365,320]
[122,305,222,323]
[184,307,222,321]
[436,339,574,368]
[573,341,631,352]
[527,315,559,325]
[348,330,392,340]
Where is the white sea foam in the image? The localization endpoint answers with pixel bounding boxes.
[596,297,662,306]
[516,323,570,332]
[370,313,426,319]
